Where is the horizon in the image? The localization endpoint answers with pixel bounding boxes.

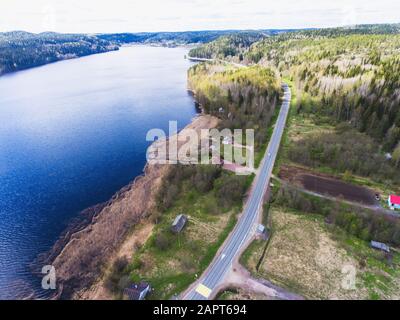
[3,23,399,35]
[1,0,400,34]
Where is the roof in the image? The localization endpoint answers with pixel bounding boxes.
[370,241,390,252]
[123,282,150,300]
[257,224,266,233]
[389,195,400,205]
[171,214,187,233]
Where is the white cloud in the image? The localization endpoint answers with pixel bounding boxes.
[0,0,399,33]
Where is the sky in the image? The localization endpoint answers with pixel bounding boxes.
[1,0,400,33]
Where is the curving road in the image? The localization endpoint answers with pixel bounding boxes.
[183,83,291,300]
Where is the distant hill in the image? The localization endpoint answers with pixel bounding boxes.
[96,29,297,45]
[0,31,119,76]
[187,31,268,61]
[0,29,297,76]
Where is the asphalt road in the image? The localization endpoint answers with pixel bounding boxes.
[183,84,291,300]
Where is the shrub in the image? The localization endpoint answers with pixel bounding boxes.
[154,231,172,251]
[104,257,130,294]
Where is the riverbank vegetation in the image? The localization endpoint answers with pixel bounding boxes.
[105,164,253,299]
[188,62,281,152]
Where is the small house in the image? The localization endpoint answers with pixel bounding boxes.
[257,224,266,234]
[370,241,390,253]
[171,214,187,233]
[256,224,268,240]
[388,195,400,210]
[124,282,151,300]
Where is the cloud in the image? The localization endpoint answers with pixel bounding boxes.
[0,0,399,33]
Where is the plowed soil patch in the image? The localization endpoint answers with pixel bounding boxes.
[278,165,376,206]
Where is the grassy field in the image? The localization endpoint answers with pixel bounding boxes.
[242,206,400,300]
[127,172,253,299]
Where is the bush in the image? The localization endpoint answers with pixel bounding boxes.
[154,231,172,251]
[179,254,195,272]
[215,174,248,208]
[104,257,130,294]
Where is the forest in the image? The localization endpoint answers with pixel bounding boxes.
[247,32,400,155]
[96,29,293,46]
[190,24,400,157]
[156,164,251,213]
[188,31,267,61]
[0,31,119,76]
[188,62,280,149]
[288,124,400,184]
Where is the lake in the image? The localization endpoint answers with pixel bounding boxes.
[0,46,197,299]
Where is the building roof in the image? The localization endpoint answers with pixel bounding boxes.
[123,282,150,300]
[389,195,400,205]
[370,241,390,252]
[171,214,187,233]
[257,224,266,233]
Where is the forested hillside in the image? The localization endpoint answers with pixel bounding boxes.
[188,62,280,149]
[0,31,119,76]
[190,24,400,160]
[247,33,400,154]
[97,29,292,46]
[188,32,267,61]
[97,30,249,45]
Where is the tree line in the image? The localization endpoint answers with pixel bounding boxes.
[188,62,281,150]
[288,124,400,184]
[0,31,118,76]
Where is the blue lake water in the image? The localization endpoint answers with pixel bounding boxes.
[0,46,197,299]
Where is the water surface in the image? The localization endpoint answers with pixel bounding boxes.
[0,46,197,299]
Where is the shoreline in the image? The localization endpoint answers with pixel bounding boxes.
[31,162,166,299]
[0,46,119,78]
[33,114,219,300]
[1,43,196,78]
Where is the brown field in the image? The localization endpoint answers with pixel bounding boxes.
[279,165,377,206]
